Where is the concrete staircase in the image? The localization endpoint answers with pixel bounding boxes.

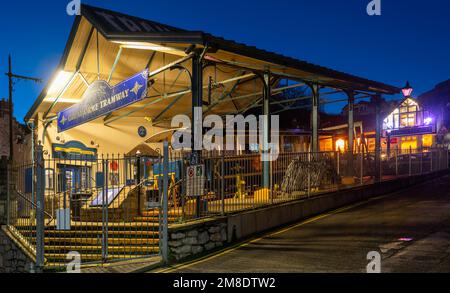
[12,207,189,268]
[16,219,160,268]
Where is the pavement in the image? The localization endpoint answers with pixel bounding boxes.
[80,256,162,273]
[153,175,450,273]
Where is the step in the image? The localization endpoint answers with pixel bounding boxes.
[16,221,158,228]
[133,216,179,222]
[33,237,159,246]
[45,253,155,263]
[20,229,159,237]
[141,210,182,217]
[16,223,159,233]
[44,245,158,254]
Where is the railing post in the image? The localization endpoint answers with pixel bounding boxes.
[35,145,45,273]
[162,141,169,264]
[437,149,441,171]
[447,149,449,170]
[336,150,340,176]
[373,94,382,183]
[360,147,363,185]
[180,154,186,221]
[380,150,383,181]
[430,149,433,172]
[409,146,412,176]
[221,150,225,216]
[307,151,311,197]
[102,158,109,262]
[395,147,398,176]
[420,150,423,174]
[136,152,141,215]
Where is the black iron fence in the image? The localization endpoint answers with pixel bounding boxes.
[6,147,163,271]
[4,146,448,270]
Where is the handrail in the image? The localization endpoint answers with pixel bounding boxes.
[159,179,184,206]
[13,189,53,220]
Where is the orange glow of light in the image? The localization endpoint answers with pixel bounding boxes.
[336,139,345,152]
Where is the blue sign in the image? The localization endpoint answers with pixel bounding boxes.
[57,70,148,132]
[52,140,98,160]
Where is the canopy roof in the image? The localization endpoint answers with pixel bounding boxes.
[25,4,400,126]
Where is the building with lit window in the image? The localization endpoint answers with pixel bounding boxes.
[318,82,443,153]
[382,82,439,153]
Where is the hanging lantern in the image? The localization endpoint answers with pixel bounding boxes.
[402,81,413,97]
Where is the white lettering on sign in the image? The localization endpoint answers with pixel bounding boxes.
[186,165,206,197]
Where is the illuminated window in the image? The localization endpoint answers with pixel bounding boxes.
[401,136,417,151]
[422,134,433,148]
[400,113,416,127]
[385,98,422,130]
[320,138,333,152]
[45,169,54,190]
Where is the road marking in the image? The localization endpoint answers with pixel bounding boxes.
[154,191,396,273]
[379,241,405,253]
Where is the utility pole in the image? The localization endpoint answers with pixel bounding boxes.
[5,54,42,162]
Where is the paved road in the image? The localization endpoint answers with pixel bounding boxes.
[157,175,450,273]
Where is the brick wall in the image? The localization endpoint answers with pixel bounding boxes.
[0,99,31,164]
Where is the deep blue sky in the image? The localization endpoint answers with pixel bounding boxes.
[1,0,450,121]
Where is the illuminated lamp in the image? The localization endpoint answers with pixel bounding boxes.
[336,139,345,152]
[424,117,433,125]
[47,70,74,97]
[402,81,413,97]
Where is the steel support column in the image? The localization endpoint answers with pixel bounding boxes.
[373,94,382,182]
[262,71,271,189]
[162,141,169,264]
[347,91,355,177]
[311,84,320,152]
[192,52,203,218]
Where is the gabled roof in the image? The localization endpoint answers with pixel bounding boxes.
[25,4,400,122]
[81,5,399,93]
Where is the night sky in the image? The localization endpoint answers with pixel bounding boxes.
[1,0,449,122]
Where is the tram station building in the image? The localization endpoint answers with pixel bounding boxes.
[24,5,400,161]
[14,4,437,268]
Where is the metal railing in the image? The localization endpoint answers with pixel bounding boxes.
[5,146,448,270]
[7,149,163,270]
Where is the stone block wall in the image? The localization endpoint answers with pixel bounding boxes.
[168,220,227,261]
[0,227,34,273]
[0,157,7,225]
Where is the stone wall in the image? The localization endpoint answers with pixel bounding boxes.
[166,170,450,263]
[0,227,34,273]
[168,219,227,261]
[0,157,7,225]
